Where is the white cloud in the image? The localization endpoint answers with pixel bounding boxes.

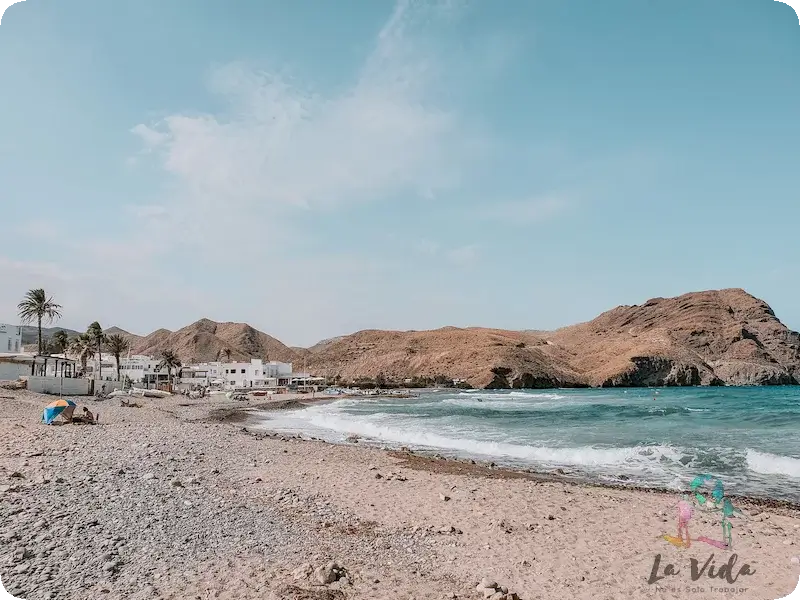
[130,123,168,149]
[132,1,482,221]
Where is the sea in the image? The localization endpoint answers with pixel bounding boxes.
[255,387,800,503]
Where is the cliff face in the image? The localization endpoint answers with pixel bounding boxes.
[545,289,800,387]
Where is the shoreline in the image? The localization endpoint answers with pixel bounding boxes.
[229,395,800,514]
[2,389,798,600]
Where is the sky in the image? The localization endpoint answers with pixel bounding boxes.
[1,0,799,347]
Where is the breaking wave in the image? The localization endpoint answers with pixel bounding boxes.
[746,450,800,479]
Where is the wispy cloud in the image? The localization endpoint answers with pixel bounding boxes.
[132,2,483,221]
[130,123,168,150]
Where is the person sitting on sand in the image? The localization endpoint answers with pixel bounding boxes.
[82,407,95,424]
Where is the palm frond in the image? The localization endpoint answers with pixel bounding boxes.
[17,288,62,324]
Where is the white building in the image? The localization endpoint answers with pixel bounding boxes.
[178,359,294,390]
[86,354,167,383]
[0,324,22,354]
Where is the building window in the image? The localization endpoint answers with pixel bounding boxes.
[241,369,246,373]
[7,339,10,351]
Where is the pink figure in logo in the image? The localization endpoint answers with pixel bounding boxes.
[677,496,693,548]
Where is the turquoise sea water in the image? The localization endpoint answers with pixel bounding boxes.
[258,387,800,502]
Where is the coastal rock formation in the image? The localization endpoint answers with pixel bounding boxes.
[303,289,799,388]
[547,288,799,387]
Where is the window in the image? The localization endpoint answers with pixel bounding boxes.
[241,369,245,374]
[14,340,19,352]
[7,339,10,351]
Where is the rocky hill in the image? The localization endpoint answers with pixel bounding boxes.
[20,326,81,345]
[545,288,800,387]
[300,327,586,389]
[128,319,297,364]
[301,289,800,388]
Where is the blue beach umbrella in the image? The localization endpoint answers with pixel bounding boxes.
[42,399,77,425]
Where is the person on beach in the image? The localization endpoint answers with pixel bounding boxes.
[82,407,95,424]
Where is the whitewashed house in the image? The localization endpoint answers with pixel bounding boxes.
[0,324,22,354]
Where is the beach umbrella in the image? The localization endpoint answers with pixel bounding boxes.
[42,399,77,425]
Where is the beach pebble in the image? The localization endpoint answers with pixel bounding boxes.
[313,561,343,585]
[103,561,118,572]
[439,494,451,502]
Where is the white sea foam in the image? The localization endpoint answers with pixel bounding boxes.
[746,449,800,478]
[271,407,682,470]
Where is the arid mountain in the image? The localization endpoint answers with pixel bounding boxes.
[545,288,800,387]
[20,326,81,345]
[301,289,800,388]
[129,319,298,364]
[300,327,586,388]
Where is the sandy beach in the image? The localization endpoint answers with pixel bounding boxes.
[1,389,798,600]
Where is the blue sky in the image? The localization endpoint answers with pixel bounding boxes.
[1,0,798,346]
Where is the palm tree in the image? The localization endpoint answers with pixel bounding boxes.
[86,322,106,380]
[17,289,62,355]
[105,334,130,381]
[70,334,93,376]
[158,349,182,389]
[223,348,232,362]
[52,330,70,357]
